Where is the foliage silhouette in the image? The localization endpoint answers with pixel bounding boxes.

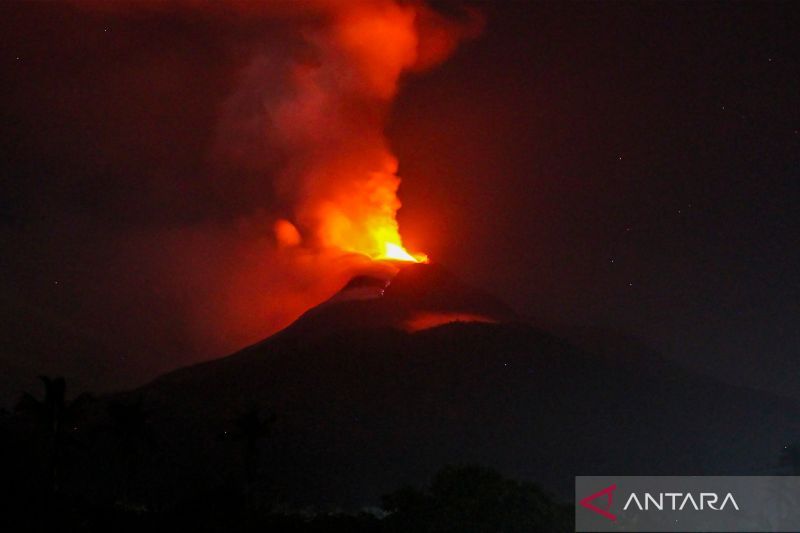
[106,396,157,504]
[220,404,276,508]
[15,375,93,493]
[382,464,572,533]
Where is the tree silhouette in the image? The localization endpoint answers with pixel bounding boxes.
[382,464,571,533]
[15,376,92,493]
[0,407,10,482]
[781,442,800,474]
[223,404,275,507]
[106,396,156,503]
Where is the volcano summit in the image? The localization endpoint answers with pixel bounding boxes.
[86,263,800,508]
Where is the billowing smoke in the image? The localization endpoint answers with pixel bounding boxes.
[268,1,479,260]
[210,0,480,261]
[186,0,480,354]
[1,1,480,380]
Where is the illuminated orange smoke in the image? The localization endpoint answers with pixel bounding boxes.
[69,0,481,355]
[81,0,480,265]
[270,1,480,264]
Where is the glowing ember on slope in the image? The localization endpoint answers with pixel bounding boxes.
[403,312,497,332]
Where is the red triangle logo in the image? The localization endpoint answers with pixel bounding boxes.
[579,483,617,521]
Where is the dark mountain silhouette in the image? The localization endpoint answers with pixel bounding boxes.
[104,262,799,508]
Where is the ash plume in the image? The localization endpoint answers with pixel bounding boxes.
[4,0,482,372]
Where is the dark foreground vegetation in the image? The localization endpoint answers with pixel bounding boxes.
[0,376,573,532]
[3,375,796,531]
[0,465,572,532]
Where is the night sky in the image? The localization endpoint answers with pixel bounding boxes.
[1,1,798,402]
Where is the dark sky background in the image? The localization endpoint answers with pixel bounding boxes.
[1,1,798,403]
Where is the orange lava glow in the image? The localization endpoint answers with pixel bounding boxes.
[403,312,497,332]
[382,243,428,263]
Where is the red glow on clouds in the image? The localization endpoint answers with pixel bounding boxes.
[57,0,482,361]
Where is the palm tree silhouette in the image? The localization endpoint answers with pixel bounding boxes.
[225,405,275,505]
[15,376,92,493]
[0,406,10,452]
[780,442,800,474]
[106,397,156,503]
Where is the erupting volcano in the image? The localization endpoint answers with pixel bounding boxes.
[121,0,483,354]
[3,2,800,527]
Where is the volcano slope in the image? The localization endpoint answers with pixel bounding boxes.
[103,263,799,508]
